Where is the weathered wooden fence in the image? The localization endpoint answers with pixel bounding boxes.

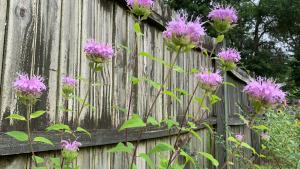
[0,0,256,168]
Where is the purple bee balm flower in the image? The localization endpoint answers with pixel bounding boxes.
[195,70,223,91]
[61,140,82,151]
[126,0,154,8]
[13,73,46,96]
[235,133,244,142]
[62,76,77,87]
[163,13,205,46]
[261,132,270,141]
[243,77,286,106]
[208,5,238,23]
[84,40,114,63]
[218,48,241,63]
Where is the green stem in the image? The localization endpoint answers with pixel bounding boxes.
[129,46,182,169]
[26,104,37,167]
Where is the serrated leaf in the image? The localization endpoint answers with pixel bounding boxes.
[46,123,71,132]
[173,65,185,73]
[202,122,214,135]
[109,142,134,153]
[148,143,174,155]
[180,149,195,165]
[227,136,239,144]
[147,116,160,127]
[139,153,155,169]
[165,118,179,129]
[6,114,26,121]
[241,142,257,154]
[223,81,236,87]
[119,114,146,131]
[30,110,46,119]
[252,125,269,131]
[189,130,202,142]
[191,68,199,74]
[215,34,224,43]
[6,131,28,141]
[209,95,221,105]
[174,88,189,96]
[32,155,44,164]
[50,157,61,169]
[144,78,162,90]
[162,90,181,103]
[34,136,54,145]
[134,23,143,36]
[130,76,141,85]
[76,127,91,138]
[198,152,219,166]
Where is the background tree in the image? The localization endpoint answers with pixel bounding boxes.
[166,0,300,100]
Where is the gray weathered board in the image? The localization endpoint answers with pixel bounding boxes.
[0,0,256,169]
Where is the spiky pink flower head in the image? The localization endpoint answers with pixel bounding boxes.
[195,70,223,91]
[235,133,244,142]
[84,39,114,63]
[261,132,270,141]
[208,5,238,23]
[163,13,205,46]
[61,140,82,151]
[218,48,241,62]
[13,73,46,97]
[126,0,154,8]
[62,76,77,87]
[243,77,286,106]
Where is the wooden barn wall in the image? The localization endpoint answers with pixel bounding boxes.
[0,0,251,169]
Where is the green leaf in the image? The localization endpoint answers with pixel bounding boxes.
[76,127,91,138]
[134,23,143,36]
[34,167,47,169]
[252,125,269,131]
[109,142,134,153]
[144,78,162,90]
[46,123,71,132]
[6,131,28,141]
[202,122,214,135]
[241,142,257,154]
[119,114,146,131]
[173,65,185,73]
[50,157,61,169]
[209,95,221,105]
[139,153,155,169]
[223,81,236,87]
[198,152,219,166]
[147,116,160,127]
[180,149,195,166]
[165,118,179,129]
[131,163,137,169]
[6,114,26,121]
[34,136,54,145]
[190,68,199,74]
[174,88,189,96]
[215,34,224,43]
[227,136,239,144]
[189,130,202,142]
[30,110,46,119]
[202,49,208,57]
[32,155,44,164]
[148,143,174,155]
[130,76,141,85]
[162,90,181,103]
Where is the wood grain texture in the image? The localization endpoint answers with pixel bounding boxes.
[0,0,253,168]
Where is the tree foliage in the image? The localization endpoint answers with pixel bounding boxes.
[166,0,300,99]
